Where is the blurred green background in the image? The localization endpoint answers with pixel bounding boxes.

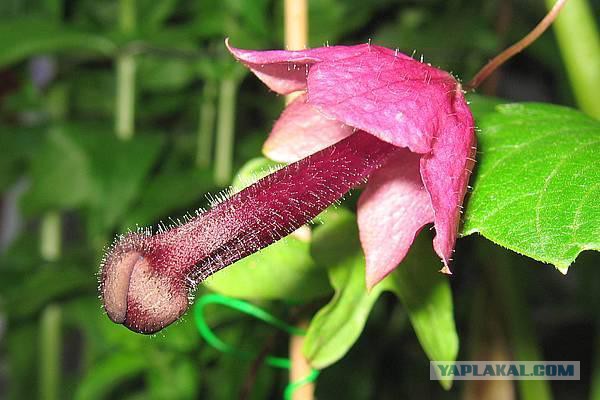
[0,0,599,399]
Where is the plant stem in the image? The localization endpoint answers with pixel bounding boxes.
[289,321,314,400]
[213,78,238,185]
[284,0,308,105]
[40,82,67,262]
[464,288,515,400]
[283,6,312,397]
[196,80,217,168]
[482,244,553,400]
[40,304,61,400]
[545,0,600,119]
[119,0,136,33]
[284,0,308,51]
[40,211,61,261]
[467,0,569,90]
[115,0,136,140]
[39,68,66,400]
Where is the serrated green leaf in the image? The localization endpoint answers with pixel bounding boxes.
[386,237,459,390]
[303,208,385,369]
[463,103,600,272]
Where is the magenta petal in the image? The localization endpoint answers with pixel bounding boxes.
[420,89,476,272]
[307,48,455,154]
[264,93,354,162]
[226,40,403,95]
[358,150,434,289]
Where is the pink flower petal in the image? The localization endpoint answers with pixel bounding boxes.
[264,93,354,162]
[358,151,434,289]
[226,39,409,95]
[419,89,476,273]
[307,47,455,154]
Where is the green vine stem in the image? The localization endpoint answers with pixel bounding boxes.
[40,84,67,262]
[480,244,553,400]
[546,0,600,119]
[214,78,239,186]
[40,304,62,400]
[39,77,68,400]
[196,80,217,167]
[40,211,61,261]
[115,0,137,140]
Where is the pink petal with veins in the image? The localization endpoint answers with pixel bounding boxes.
[307,48,455,154]
[263,93,354,163]
[419,89,476,273]
[226,39,408,95]
[358,151,434,289]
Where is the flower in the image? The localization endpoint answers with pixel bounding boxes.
[226,39,476,288]
[99,40,475,334]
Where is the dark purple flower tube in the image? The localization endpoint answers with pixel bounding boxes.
[100,130,398,333]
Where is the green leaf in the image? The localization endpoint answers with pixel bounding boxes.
[304,208,458,384]
[22,124,162,234]
[204,235,330,301]
[0,17,115,67]
[230,157,284,194]
[22,126,94,212]
[83,129,163,234]
[303,208,385,369]
[0,126,42,192]
[146,356,200,399]
[75,352,147,400]
[138,57,197,92]
[466,93,504,120]
[203,158,330,301]
[1,263,94,319]
[137,0,180,29]
[463,103,600,272]
[386,237,459,390]
[5,322,38,400]
[121,168,214,231]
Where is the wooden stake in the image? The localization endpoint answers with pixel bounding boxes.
[289,321,315,400]
[284,0,308,104]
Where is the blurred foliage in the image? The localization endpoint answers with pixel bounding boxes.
[0,0,598,399]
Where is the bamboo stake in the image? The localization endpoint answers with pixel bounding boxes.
[284,2,313,399]
[284,0,308,105]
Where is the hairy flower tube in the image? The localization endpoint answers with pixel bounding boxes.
[100,40,475,334]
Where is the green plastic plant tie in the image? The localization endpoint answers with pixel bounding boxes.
[194,293,320,399]
[283,369,321,400]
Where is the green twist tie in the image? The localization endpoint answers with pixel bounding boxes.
[194,293,320,399]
